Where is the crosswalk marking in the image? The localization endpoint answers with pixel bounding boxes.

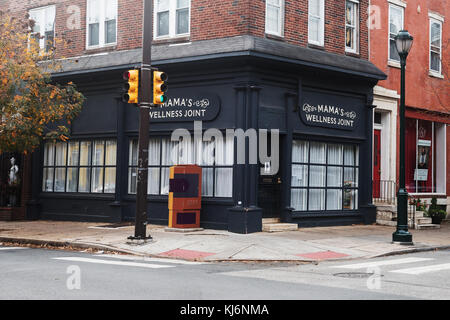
[94,254,204,265]
[0,247,29,251]
[390,263,450,275]
[52,257,175,269]
[332,257,434,269]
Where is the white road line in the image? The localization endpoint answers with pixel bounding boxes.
[332,257,434,269]
[390,263,450,275]
[94,254,204,265]
[52,257,175,269]
[0,247,29,250]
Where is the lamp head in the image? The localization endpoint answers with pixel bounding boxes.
[395,30,413,60]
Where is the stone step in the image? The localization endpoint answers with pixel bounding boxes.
[262,223,298,232]
[415,224,441,230]
[262,218,280,224]
[416,217,432,225]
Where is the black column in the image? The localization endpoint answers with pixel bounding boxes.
[227,84,262,234]
[109,97,126,222]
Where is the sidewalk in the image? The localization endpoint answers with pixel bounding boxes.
[0,220,449,263]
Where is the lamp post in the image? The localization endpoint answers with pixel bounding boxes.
[393,30,414,244]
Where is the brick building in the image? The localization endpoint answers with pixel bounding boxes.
[1,0,387,232]
[370,0,449,218]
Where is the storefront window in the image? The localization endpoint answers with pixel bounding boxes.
[128,136,234,197]
[42,139,117,193]
[291,140,359,212]
[405,118,446,194]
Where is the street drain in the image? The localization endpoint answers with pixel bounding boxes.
[333,272,383,279]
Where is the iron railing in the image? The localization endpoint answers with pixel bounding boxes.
[373,180,397,205]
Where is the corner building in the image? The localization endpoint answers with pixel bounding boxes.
[3,0,386,232]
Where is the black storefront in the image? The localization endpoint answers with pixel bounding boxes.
[28,36,386,233]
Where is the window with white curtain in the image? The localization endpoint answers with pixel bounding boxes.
[308,0,325,46]
[388,4,404,62]
[29,5,56,52]
[42,139,117,193]
[155,0,190,38]
[429,18,442,74]
[291,140,359,212]
[128,136,234,197]
[345,0,359,53]
[86,0,117,48]
[265,0,284,37]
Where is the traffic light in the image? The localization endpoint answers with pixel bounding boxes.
[153,71,168,105]
[122,69,139,104]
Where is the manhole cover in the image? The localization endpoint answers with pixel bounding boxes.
[333,272,384,279]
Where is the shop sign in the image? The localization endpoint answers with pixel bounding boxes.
[149,94,221,122]
[300,103,358,130]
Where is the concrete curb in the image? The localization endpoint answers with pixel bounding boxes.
[0,237,136,256]
[1,236,449,263]
[370,245,450,258]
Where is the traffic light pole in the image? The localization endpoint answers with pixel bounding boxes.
[130,0,153,240]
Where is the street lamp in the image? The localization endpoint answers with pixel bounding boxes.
[393,30,413,244]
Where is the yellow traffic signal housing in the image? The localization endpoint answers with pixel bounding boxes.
[153,71,168,105]
[123,69,139,104]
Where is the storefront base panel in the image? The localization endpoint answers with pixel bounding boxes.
[122,199,232,231]
[37,198,122,223]
[292,215,365,228]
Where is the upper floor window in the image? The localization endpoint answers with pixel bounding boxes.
[29,5,56,52]
[345,0,359,53]
[308,0,325,46]
[265,0,284,37]
[388,4,404,62]
[86,0,117,48]
[429,18,442,75]
[154,0,190,39]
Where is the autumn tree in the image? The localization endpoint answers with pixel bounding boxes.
[0,11,84,154]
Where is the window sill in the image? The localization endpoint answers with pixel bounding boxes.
[152,36,190,45]
[307,43,325,51]
[409,193,447,198]
[345,50,360,58]
[84,44,117,54]
[39,192,115,200]
[429,71,444,79]
[265,33,284,41]
[388,60,401,69]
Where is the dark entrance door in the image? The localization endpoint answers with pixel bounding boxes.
[257,133,282,219]
[258,172,281,218]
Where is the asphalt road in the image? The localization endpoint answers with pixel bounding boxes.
[0,245,449,300]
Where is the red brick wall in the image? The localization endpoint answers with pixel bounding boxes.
[447,125,450,198]
[2,0,371,61]
[370,0,449,114]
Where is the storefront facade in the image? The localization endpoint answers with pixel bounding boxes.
[27,37,385,232]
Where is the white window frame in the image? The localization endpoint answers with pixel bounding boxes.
[308,0,325,46]
[265,0,285,37]
[388,3,404,63]
[408,119,447,196]
[28,5,56,52]
[345,0,359,53]
[429,17,443,76]
[86,0,118,49]
[153,0,191,40]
